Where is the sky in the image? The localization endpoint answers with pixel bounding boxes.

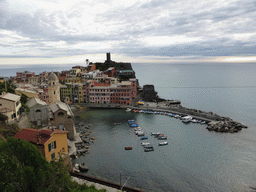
[0,0,256,64]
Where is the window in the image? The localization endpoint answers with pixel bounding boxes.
[51,153,55,160]
[48,141,56,152]
[58,112,64,116]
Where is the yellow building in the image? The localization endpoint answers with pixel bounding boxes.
[14,128,68,162]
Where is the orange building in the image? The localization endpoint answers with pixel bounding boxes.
[14,128,68,162]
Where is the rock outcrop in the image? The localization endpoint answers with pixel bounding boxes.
[206,120,247,133]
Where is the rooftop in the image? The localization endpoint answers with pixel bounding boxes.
[0,93,21,102]
[14,128,68,145]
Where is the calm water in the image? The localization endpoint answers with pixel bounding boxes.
[1,63,256,191]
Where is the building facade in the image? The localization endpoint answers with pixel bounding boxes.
[0,93,22,123]
[14,128,68,162]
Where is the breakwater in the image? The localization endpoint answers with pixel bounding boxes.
[130,101,248,133]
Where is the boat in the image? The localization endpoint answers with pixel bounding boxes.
[125,147,132,150]
[158,136,167,140]
[174,114,181,118]
[140,136,148,140]
[128,119,135,124]
[130,123,139,127]
[151,132,161,136]
[126,108,132,112]
[159,141,168,146]
[191,119,198,123]
[144,144,154,148]
[79,163,89,172]
[136,131,145,136]
[73,164,80,173]
[114,122,121,125]
[155,134,164,138]
[144,147,154,152]
[141,142,150,146]
[181,116,193,123]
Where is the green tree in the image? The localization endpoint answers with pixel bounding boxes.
[0,137,51,192]
[0,137,106,192]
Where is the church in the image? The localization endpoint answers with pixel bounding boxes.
[26,72,76,140]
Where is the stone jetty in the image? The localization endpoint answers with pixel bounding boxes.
[206,120,248,133]
[130,101,248,133]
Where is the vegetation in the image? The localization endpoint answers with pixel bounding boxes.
[0,81,15,95]
[20,93,30,112]
[0,122,20,138]
[0,137,106,192]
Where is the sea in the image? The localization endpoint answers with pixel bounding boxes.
[1,62,256,191]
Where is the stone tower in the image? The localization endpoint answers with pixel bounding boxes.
[48,72,60,103]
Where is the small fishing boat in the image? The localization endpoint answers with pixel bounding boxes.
[125,147,133,150]
[79,163,89,172]
[136,131,145,136]
[151,132,161,136]
[126,108,132,112]
[159,141,168,146]
[140,136,148,140]
[191,119,198,123]
[181,116,193,123]
[114,122,121,125]
[158,136,167,140]
[144,147,154,152]
[141,142,150,146]
[130,123,139,127]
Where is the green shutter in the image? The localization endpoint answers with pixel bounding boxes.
[48,143,51,152]
[54,141,56,149]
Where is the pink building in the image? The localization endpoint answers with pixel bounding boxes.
[89,82,111,104]
[38,87,49,103]
[109,81,133,105]
[16,71,35,83]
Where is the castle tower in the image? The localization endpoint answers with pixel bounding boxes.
[48,72,60,104]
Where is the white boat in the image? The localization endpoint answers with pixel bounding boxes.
[181,116,193,123]
[141,142,150,146]
[134,127,143,131]
[136,131,145,136]
[191,119,198,123]
[159,141,168,146]
[126,108,132,112]
[151,132,161,135]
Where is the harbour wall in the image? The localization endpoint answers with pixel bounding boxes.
[70,171,144,192]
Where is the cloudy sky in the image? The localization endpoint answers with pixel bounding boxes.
[1,0,256,64]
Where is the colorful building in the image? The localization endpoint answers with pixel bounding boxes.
[14,128,68,162]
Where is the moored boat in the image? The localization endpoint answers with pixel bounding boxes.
[126,108,132,112]
[144,147,154,152]
[140,136,148,140]
[125,147,133,150]
[79,163,89,172]
[151,132,161,136]
[158,136,167,140]
[159,141,168,146]
[141,142,150,146]
[181,115,193,123]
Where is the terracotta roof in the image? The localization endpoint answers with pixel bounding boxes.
[94,83,111,86]
[14,128,68,145]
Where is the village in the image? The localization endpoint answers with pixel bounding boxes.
[0,53,160,169]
